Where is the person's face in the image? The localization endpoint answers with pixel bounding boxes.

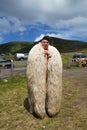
[41,40,49,50]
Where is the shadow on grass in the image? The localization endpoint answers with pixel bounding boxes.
[24,97,43,119]
[24,97,30,112]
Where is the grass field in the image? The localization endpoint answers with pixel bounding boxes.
[0,68,87,130]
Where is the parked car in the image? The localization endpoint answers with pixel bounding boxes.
[72,53,86,61]
[0,58,12,68]
[72,53,87,66]
[15,53,28,60]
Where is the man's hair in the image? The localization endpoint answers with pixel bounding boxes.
[41,36,53,45]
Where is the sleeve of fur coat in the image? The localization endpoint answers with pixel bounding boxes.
[27,43,47,119]
[46,45,62,117]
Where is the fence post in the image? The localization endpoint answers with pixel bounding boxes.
[11,60,13,76]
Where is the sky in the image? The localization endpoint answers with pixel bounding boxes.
[0,0,87,44]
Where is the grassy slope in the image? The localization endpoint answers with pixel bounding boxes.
[52,37,87,53]
[0,37,87,54]
[0,71,87,130]
[0,41,34,54]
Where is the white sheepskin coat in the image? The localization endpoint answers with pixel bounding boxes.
[26,42,62,119]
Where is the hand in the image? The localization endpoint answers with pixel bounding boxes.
[44,50,49,55]
[44,50,51,58]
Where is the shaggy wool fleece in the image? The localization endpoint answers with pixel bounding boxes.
[27,43,62,119]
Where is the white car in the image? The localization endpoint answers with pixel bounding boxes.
[15,53,28,60]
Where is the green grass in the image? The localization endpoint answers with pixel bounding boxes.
[0,72,87,130]
[61,53,73,67]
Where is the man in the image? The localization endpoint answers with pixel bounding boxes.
[27,36,62,119]
[41,36,52,70]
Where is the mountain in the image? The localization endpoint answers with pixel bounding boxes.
[0,41,34,54]
[0,37,87,54]
[51,37,87,53]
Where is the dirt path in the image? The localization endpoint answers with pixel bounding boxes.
[63,67,87,77]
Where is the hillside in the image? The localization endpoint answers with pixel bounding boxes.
[52,37,87,52]
[0,37,87,54]
[0,41,34,54]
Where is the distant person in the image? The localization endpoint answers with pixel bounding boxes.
[27,35,62,119]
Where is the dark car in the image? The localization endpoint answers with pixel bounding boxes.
[72,53,87,66]
[72,53,86,62]
[0,58,12,68]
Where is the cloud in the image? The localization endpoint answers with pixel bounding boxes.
[34,34,45,42]
[0,0,87,24]
[0,0,87,42]
[0,17,27,35]
[34,33,64,42]
[56,16,87,41]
